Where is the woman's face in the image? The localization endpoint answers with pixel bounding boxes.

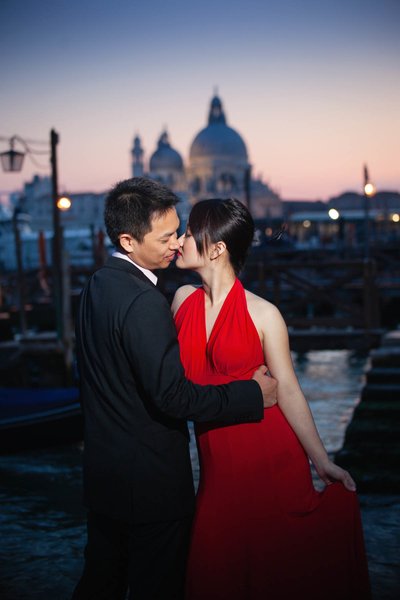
[175,227,205,270]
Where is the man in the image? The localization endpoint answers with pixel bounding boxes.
[72,177,277,600]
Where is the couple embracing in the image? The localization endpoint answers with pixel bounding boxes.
[72,177,370,600]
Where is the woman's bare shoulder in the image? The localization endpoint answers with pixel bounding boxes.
[244,289,285,331]
[245,289,280,316]
[171,284,199,315]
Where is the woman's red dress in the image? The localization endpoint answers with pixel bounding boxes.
[175,278,371,600]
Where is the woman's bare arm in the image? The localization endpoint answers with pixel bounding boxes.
[248,293,356,491]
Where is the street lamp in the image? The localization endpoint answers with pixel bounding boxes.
[363,164,376,259]
[0,130,64,342]
[0,137,25,172]
[57,196,72,211]
[329,208,345,251]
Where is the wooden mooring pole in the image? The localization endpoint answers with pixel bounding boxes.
[335,330,400,492]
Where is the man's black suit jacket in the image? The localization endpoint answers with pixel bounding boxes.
[76,256,263,524]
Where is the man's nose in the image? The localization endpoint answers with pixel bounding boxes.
[170,235,181,250]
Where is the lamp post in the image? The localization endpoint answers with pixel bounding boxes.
[0,130,64,342]
[363,164,376,260]
[362,164,379,340]
[49,129,64,342]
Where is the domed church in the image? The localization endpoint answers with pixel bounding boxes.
[131,94,282,219]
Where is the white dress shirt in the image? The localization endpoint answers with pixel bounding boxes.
[112,251,158,286]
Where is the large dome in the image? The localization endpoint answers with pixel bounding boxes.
[150,131,183,172]
[189,96,248,161]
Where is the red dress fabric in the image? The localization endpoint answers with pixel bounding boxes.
[175,278,371,600]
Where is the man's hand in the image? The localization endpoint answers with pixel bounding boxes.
[252,366,278,408]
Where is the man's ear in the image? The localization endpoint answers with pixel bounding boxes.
[209,241,227,260]
[119,234,136,254]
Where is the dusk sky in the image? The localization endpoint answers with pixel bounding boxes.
[0,0,399,201]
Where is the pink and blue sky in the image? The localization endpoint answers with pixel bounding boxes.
[0,0,399,201]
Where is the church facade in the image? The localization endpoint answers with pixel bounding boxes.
[132,94,282,220]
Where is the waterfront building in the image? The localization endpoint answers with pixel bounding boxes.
[14,175,106,234]
[0,177,108,271]
[283,191,400,249]
[328,190,400,212]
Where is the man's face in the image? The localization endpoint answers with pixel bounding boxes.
[123,208,181,270]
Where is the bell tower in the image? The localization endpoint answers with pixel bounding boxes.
[131,135,144,177]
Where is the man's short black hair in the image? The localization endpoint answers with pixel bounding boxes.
[104,177,179,247]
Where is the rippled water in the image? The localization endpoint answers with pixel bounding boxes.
[0,350,368,600]
[293,349,368,454]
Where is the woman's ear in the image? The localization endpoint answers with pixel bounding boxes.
[209,241,227,260]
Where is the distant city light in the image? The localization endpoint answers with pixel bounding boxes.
[328,208,340,220]
[303,220,311,228]
[57,196,72,211]
[364,183,376,197]
[391,213,400,223]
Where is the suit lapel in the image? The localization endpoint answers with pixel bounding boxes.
[105,256,157,288]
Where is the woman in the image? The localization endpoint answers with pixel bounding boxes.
[172,198,371,600]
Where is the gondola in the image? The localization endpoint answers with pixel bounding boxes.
[0,387,82,454]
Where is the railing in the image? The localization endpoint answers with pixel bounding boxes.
[241,258,381,331]
[1,247,399,351]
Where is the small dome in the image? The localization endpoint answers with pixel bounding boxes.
[189,96,248,161]
[150,131,183,172]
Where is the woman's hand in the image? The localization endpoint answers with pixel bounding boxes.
[315,459,356,492]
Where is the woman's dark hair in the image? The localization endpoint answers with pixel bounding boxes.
[188,198,254,275]
[104,177,179,247]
